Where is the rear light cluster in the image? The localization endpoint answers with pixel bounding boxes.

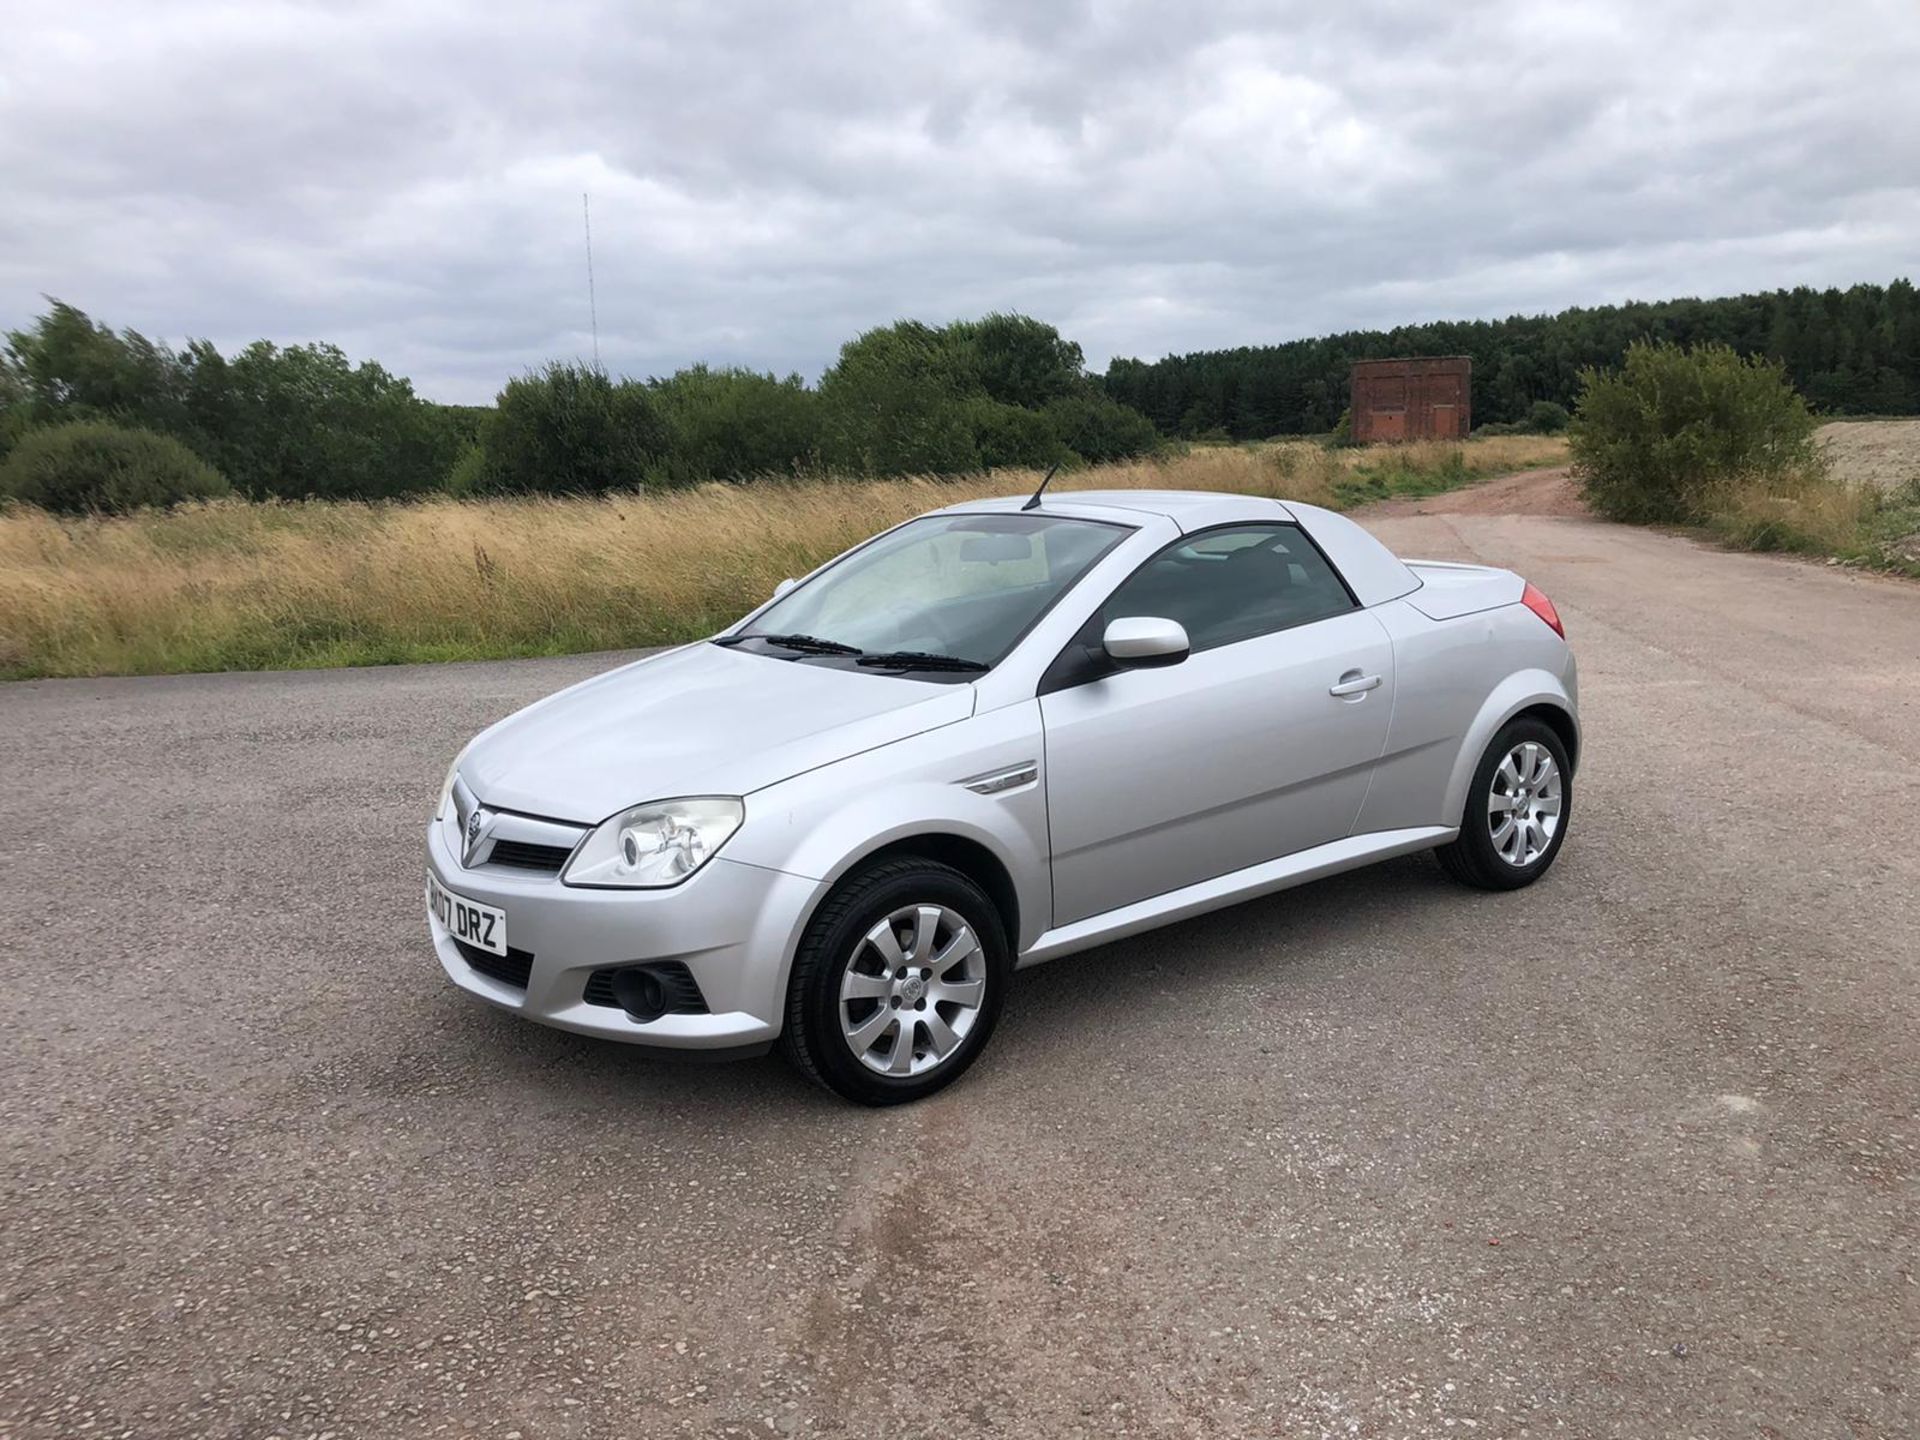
[1521,582,1564,638]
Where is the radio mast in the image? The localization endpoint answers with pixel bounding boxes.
[582,191,601,370]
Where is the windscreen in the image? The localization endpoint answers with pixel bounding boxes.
[737,513,1127,668]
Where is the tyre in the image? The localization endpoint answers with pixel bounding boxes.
[1435,717,1572,891]
[781,858,1010,1105]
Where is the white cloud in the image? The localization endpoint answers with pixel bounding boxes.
[1,0,1913,401]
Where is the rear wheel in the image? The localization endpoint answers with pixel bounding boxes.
[1436,718,1572,890]
[781,859,1010,1105]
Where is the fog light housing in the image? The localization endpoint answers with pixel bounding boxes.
[610,967,668,1023]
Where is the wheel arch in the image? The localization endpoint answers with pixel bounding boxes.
[1512,699,1580,774]
[1441,674,1581,827]
[809,831,1021,958]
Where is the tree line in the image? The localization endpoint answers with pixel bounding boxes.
[1100,279,1920,439]
[0,303,1159,509]
[9,279,1914,514]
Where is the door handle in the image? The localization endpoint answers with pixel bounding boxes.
[1329,671,1381,697]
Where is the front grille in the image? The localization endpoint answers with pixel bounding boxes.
[583,962,709,1014]
[454,938,535,989]
[485,839,573,873]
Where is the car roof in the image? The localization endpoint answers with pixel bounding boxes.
[931,488,1421,608]
[936,489,1296,529]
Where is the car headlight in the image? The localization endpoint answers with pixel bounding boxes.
[563,797,745,888]
[437,754,463,820]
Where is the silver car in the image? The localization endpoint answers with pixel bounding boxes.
[427,488,1578,1104]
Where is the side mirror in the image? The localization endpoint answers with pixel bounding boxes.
[1102,616,1189,668]
[772,577,799,600]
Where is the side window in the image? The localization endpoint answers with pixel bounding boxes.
[1102,524,1356,653]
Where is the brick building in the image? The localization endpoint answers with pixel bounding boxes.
[1349,357,1472,442]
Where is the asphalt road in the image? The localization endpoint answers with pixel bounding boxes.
[3,507,1917,1438]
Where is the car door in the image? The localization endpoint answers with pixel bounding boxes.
[1039,523,1395,927]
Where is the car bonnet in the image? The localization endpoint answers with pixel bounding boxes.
[458,642,974,824]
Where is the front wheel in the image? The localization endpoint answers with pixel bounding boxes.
[781,859,1010,1105]
[1435,718,1572,891]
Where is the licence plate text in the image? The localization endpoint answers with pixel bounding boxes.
[427,873,508,957]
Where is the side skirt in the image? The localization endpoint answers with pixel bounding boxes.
[1016,825,1456,969]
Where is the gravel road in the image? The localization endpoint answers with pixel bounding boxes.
[3,506,1917,1438]
[1816,419,1920,495]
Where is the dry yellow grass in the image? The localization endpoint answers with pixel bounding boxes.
[0,437,1568,678]
[1700,466,1885,556]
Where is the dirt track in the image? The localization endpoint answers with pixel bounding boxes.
[2,498,1918,1438]
[1365,465,1587,518]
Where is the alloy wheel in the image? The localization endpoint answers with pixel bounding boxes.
[838,904,987,1077]
[1488,740,1562,867]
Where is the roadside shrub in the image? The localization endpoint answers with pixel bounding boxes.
[1040,390,1160,464]
[1570,341,1818,523]
[817,322,981,476]
[970,398,1072,470]
[0,421,229,513]
[215,341,462,499]
[650,365,820,484]
[1477,401,1571,438]
[1525,400,1570,433]
[0,406,25,466]
[441,441,486,497]
[1328,407,1355,447]
[478,363,668,495]
[947,313,1085,408]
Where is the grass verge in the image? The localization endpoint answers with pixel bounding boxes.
[0,437,1566,679]
[1696,470,1920,577]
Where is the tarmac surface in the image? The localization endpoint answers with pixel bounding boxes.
[3,499,1917,1438]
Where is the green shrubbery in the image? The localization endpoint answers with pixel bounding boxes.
[0,302,1163,507]
[1570,341,1818,523]
[1474,400,1570,438]
[476,363,669,495]
[649,365,819,484]
[1527,399,1571,433]
[0,421,230,513]
[969,399,1072,470]
[810,312,1161,480]
[1,303,468,499]
[1040,390,1161,464]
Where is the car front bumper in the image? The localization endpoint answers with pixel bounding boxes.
[425,818,820,1051]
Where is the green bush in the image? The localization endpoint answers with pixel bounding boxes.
[970,399,1072,470]
[478,363,668,495]
[1525,400,1570,433]
[1,305,463,500]
[817,322,982,476]
[1569,341,1818,523]
[1476,401,1569,438]
[1328,407,1354,447]
[2,301,1162,497]
[441,441,486,497]
[0,421,230,513]
[947,313,1085,408]
[650,365,819,484]
[1041,390,1160,464]
[215,341,464,500]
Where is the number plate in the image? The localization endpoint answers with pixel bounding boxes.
[427,872,508,956]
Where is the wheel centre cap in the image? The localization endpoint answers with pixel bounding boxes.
[900,975,926,1004]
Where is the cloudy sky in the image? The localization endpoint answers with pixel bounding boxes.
[3,0,1915,403]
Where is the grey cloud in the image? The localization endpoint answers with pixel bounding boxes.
[2,0,1913,401]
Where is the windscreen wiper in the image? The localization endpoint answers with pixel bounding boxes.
[717,632,863,655]
[855,650,991,673]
